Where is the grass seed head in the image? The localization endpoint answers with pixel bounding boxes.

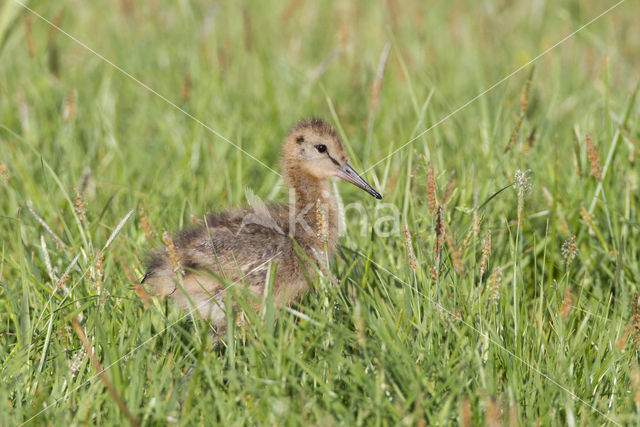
[73,187,86,223]
[40,235,55,283]
[402,220,417,272]
[57,272,70,289]
[561,234,577,267]
[520,72,532,114]
[632,293,640,348]
[433,205,444,256]
[426,163,438,215]
[513,169,532,217]
[514,169,532,199]
[0,163,9,184]
[429,265,439,282]
[585,132,602,180]
[618,294,640,350]
[579,205,596,235]
[488,267,502,300]
[505,114,524,153]
[93,249,104,290]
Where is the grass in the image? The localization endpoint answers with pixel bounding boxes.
[1,0,640,425]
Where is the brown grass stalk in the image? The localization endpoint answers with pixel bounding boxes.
[519,70,533,114]
[504,113,524,154]
[444,227,463,274]
[523,126,537,152]
[71,317,139,427]
[442,169,456,205]
[162,230,180,273]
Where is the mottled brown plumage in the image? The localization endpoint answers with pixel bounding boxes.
[142,118,381,335]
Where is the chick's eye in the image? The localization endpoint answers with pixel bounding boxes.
[315,144,327,153]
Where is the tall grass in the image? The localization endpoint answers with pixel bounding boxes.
[1,0,639,425]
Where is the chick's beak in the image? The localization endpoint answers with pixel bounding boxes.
[336,162,382,199]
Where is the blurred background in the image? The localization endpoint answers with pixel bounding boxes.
[2,0,638,215]
[1,0,639,424]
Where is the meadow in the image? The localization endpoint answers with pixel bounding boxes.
[1,0,639,425]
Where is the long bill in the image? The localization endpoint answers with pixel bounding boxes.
[335,162,382,199]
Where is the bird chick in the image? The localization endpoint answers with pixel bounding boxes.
[142,118,381,335]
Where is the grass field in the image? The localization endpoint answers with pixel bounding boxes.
[1,0,640,425]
